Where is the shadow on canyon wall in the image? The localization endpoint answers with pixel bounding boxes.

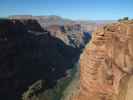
[0,19,83,100]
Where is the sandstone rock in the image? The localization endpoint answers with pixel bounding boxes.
[73,21,133,100]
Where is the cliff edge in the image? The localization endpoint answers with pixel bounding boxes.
[71,21,133,100]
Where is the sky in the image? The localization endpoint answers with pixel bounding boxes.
[0,0,133,20]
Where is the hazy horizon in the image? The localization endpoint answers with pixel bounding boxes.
[0,0,133,20]
[6,15,119,21]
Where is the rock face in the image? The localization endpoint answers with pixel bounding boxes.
[74,21,133,100]
[0,19,83,100]
[46,24,91,49]
[9,15,92,49]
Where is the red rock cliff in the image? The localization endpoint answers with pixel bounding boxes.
[72,21,133,100]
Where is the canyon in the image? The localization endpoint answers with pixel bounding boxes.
[0,15,129,100]
[0,16,92,100]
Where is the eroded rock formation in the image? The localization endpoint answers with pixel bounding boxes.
[46,24,91,49]
[74,21,133,100]
[9,15,92,49]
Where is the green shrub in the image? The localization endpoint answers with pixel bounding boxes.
[22,63,78,100]
[118,17,129,22]
[123,17,129,20]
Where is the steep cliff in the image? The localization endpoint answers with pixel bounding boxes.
[9,15,92,49]
[72,21,133,100]
[0,19,83,100]
[46,24,91,49]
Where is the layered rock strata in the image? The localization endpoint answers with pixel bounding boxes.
[74,21,133,100]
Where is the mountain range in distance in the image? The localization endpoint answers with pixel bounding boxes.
[8,15,116,25]
[8,15,116,33]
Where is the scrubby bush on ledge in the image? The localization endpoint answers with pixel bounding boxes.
[118,17,129,22]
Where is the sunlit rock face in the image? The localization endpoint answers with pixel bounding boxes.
[73,21,133,100]
[46,24,88,49]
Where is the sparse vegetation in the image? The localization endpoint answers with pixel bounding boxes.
[123,17,129,20]
[22,63,78,100]
[118,17,129,22]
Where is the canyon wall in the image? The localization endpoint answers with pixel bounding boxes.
[74,21,133,100]
[9,15,92,49]
[0,19,84,100]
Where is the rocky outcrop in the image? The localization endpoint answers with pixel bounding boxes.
[73,21,133,100]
